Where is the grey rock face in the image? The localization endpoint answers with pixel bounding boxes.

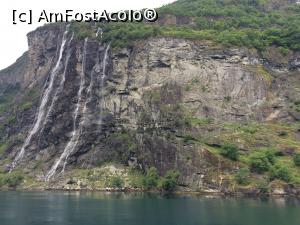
[0,52,28,93]
[0,25,299,188]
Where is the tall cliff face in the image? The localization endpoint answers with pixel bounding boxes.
[0,24,299,191]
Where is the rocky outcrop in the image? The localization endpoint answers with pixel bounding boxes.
[0,52,28,93]
[0,24,299,191]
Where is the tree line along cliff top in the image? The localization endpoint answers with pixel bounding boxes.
[62,0,300,52]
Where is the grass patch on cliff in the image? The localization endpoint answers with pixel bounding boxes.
[184,117,214,127]
[65,165,180,192]
[0,172,24,188]
[128,169,144,188]
[18,102,33,111]
[219,122,300,152]
[194,121,300,185]
[247,65,273,85]
[163,119,300,185]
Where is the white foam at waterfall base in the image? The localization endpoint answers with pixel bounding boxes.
[45,38,88,181]
[10,26,70,171]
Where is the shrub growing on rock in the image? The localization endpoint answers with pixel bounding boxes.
[235,168,250,185]
[270,164,293,183]
[159,170,180,192]
[220,143,239,161]
[0,172,24,188]
[108,175,124,188]
[257,180,269,194]
[249,149,275,173]
[293,153,300,167]
[143,167,159,190]
[264,149,276,165]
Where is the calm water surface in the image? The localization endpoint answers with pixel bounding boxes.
[0,192,299,225]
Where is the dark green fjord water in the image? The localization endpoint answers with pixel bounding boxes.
[0,192,299,225]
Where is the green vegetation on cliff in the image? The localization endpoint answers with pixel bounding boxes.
[220,143,239,161]
[235,168,251,185]
[1,1,299,195]
[142,167,180,192]
[0,172,24,188]
[159,0,300,50]
[101,23,160,48]
[198,121,300,188]
[50,165,180,192]
[294,153,300,167]
[73,0,300,50]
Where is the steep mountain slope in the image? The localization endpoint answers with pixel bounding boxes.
[0,0,299,193]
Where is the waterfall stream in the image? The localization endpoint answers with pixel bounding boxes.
[39,33,74,137]
[10,25,71,171]
[45,38,88,181]
[98,43,110,131]
[45,41,111,180]
[102,44,110,81]
[96,27,103,39]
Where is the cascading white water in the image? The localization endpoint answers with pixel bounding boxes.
[96,27,103,39]
[101,44,110,81]
[45,40,111,181]
[10,25,70,171]
[39,32,74,137]
[81,43,101,125]
[62,42,110,171]
[45,38,88,181]
[97,43,110,131]
[61,37,88,173]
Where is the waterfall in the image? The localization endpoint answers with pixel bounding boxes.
[10,25,71,171]
[45,40,111,181]
[38,32,74,138]
[102,44,110,81]
[81,43,101,126]
[98,43,110,131]
[45,38,88,181]
[96,27,103,39]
